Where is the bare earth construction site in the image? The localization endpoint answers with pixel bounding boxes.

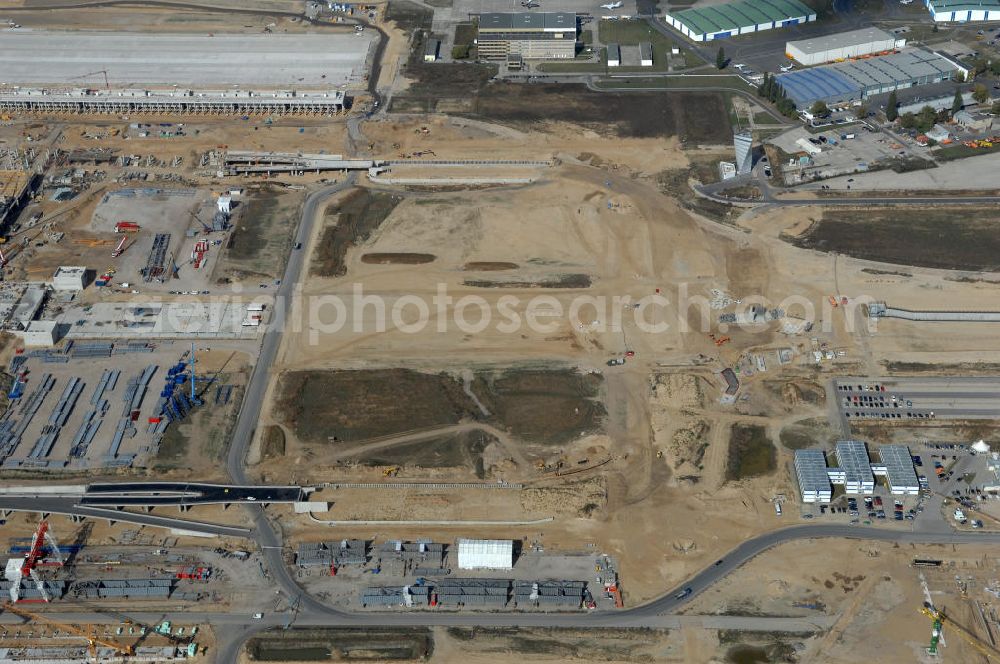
[1,0,1000,663]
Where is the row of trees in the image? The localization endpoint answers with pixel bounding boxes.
[756,72,797,117]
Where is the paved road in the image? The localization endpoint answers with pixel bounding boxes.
[162,525,1000,661]
[0,497,250,538]
[225,175,357,479]
[0,609,835,632]
[83,482,302,506]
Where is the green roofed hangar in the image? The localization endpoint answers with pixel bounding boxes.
[925,0,1000,22]
[664,0,816,42]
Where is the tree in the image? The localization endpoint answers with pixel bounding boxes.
[952,88,964,114]
[972,83,989,104]
[810,100,830,118]
[885,90,898,122]
[972,57,990,77]
[768,78,782,103]
[918,105,937,132]
[777,97,797,118]
[716,46,726,70]
[757,73,771,98]
[857,101,869,119]
[899,112,917,130]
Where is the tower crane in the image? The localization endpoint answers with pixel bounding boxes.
[67,69,110,90]
[921,603,1000,661]
[188,210,213,234]
[2,602,134,661]
[6,520,65,603]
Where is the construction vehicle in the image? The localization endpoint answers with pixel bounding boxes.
[111,235,128,258]
[382,466,400,477]
[175,566,211,581]
[828,295,839,308]
[188,210,213,234]
[921,603,1000,660]
[114,221,140,233]
[708,334,730,347]
[2,602,135,661]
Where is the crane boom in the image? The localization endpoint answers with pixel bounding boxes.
[2,601,134,656]
[922,604,1000,661]
[67,69,110,90]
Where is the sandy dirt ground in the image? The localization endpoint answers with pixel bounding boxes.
[4,7,1000,662]
[232,102,1000,611]
[685,537,1000,664]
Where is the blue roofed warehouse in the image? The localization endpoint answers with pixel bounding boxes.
[775,48,968,108]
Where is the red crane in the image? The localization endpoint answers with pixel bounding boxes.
[7,520,64,603]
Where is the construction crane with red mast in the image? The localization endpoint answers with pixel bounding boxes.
[5,520,65,603]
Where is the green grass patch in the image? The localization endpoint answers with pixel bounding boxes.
[454,21,477,49]
[537,60,607,74]
[593,74,754,93]
[753,111,782,125]
[597,19,678,72]
[727,424,776,481]
[934,142,1000,161]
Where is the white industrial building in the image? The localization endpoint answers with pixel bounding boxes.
[639,42,653,67]
[786,27,901,66]
[51,266,88,291]
[794,449,833,503]
[871,445,920,496]
[607,43,621,67]
[17,320,58,346]
[831,440,875,495]
[925,0,1000,22]
[456,539,513,570]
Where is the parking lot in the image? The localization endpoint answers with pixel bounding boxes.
[834,377,1000,423]
[769,125,920,184]
[800,490,924,524]
[797,441,988,529]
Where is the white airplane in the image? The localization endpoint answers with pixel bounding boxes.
[733,63,747,70]
[600,1,623,9]
[779,63,795,72]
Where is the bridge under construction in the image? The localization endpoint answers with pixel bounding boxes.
[0,89,348,117]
